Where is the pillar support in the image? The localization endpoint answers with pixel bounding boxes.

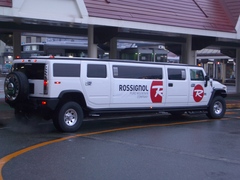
[13,32,21,59]
[88,25,98,58]
[236,48,240,93]
[221,60,226,84]
[109,37,117,59]
[181,35,196,65]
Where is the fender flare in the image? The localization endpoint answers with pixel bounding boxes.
[58,90,87,107]
[207,89,227,107]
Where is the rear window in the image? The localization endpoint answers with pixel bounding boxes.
[12,63,45,79]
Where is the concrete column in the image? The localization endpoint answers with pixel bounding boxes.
[213,63,216,79]
[222,60,226,84]
[181,35,196,65]
[13,32,21,59]
[137,48,140,61]
[88,25,98,58]
[236,48,240,93]
[153,48,156,62]
[203,63,208,74]
[109,37,117,59]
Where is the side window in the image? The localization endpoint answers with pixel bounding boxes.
[190,69,204,81]
[168,68,186,80]
[53,64,80,77]
[87,64,107,78]
[113,65,162,79]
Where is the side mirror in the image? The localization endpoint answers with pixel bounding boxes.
[204,76,209,87]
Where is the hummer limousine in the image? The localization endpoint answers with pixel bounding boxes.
[4,56,227,132]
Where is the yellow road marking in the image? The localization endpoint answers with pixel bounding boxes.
[0,119,214,180]
[225,111,238,115]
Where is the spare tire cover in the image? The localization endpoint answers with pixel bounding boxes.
[4,71,29,103]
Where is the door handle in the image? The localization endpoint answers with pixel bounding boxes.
[85,81,92,86]
[191,84,195,87]
[168,83,173,87]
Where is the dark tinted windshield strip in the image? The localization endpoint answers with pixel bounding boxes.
[87,64,107,78]
[53,63,80,77]
[113,65,162,79]
[168,68,186,80]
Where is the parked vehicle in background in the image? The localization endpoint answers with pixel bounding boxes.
[1,64,11,75]
[4,56,227,132]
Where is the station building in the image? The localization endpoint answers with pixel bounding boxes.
[0,0,240,90]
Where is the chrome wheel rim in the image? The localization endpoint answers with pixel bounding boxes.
[213,101,223,115]
[64,109,78,126]
[4,74,19,101]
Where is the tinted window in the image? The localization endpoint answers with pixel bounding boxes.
[53,63,80,77]
[168,68,186,80]
[87,64,107,78]
[113,65,162,79]
[190,69,204,80]
[13,63,45,79]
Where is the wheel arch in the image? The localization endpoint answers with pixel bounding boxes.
[57,90,88,113]
[207,89,227,107]
[53,101,84,132]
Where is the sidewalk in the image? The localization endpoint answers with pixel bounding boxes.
[225,93,240,109]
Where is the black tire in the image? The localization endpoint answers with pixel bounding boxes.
[206,96,226,119]
[4,72,29,103]
[53,102,83,132]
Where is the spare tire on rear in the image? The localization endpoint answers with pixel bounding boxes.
[4,71,29,103]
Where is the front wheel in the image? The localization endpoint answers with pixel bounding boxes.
[53,102,83,132]
[206,96,226,119]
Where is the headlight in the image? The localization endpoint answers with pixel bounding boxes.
[223,86,227,91]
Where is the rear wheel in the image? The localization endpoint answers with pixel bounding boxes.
[207,96,226,119]
[53,102,83,132]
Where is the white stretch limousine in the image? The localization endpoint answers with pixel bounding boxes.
[4,56,227,132]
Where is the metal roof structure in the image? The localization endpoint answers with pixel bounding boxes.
[0,0,239,57]
[85,0,236,33]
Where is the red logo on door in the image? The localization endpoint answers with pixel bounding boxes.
[150,81,163,103]
[193,84,204,102]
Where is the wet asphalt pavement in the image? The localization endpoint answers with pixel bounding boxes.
[1,110,240,179]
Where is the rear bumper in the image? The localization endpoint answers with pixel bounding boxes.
[6,97,59,113]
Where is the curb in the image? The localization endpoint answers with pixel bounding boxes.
[227,103,240,109]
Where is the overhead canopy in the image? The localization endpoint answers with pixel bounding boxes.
[0,0,239,54]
